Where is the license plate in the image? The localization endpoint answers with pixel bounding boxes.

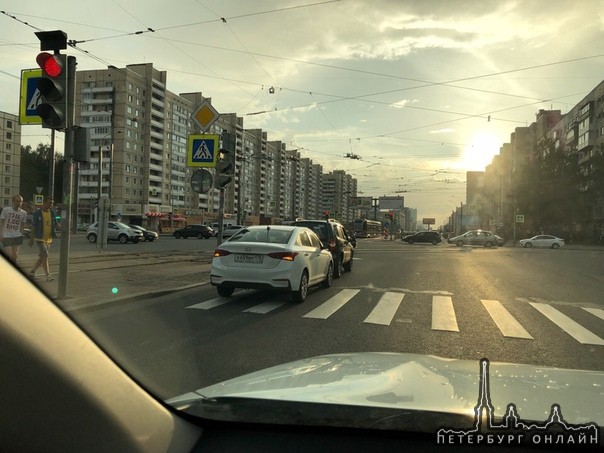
[234,254,263,264]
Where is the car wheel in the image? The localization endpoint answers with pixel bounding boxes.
[217,286,234,297]
[343,253,353,272]
[525,242,532,248]
[131,237,139,244]
[118,234,128,244]
[87,233,97,243]
[174,232,181,239]
[484,241,493,248]
[148,238,155,242]
[408,239,414,244]
[432,240,438,245]
[322,262,334,288]
[292,270,309,303]
[552,243,560,249]
[456,240,464,247]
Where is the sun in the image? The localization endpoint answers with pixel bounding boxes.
[459,132,501,171]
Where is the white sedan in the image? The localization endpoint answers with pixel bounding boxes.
[518,235,565,249]
[210,225,334,302]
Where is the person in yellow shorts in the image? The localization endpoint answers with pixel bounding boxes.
[29,197,59,281]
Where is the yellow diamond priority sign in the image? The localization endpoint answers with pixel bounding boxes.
[191,99,219,132]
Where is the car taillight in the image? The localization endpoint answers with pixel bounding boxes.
[268,251,298,261]
[214,249,231,257]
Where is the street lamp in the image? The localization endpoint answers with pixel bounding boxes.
[97,130,122,221]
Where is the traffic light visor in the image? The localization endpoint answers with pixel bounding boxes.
[36,52,63,77]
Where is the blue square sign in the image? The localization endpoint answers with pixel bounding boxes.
[187,134,219,167]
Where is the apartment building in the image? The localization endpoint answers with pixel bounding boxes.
[321,170,358,224]
[0,112,22,209]
[464,84,604,242]
[72,62,357,228]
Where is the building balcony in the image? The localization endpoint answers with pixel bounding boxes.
[86,98,113,105]
[83,86,114,94]
[149,141,163,151]
[151,97,165,109]
[150,130,163,140]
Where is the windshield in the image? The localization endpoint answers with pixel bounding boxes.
[228,228,293,244]
[3,0,604,444]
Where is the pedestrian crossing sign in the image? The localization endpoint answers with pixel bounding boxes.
[19,68,43,125]
[187,134,220,167]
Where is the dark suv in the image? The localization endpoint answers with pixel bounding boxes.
[291,219,354,278]
[173,224,214,239]
[402,231,442,245]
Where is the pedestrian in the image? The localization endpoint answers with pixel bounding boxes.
[29,197,59,281]
[0,194,27,263]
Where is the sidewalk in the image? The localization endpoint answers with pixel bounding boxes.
[15,250,214,312]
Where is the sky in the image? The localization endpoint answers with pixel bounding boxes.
[2,0,604,226]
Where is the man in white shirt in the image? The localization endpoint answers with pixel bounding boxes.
[0,194,27,263]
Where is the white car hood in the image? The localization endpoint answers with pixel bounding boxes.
[167,353,604,426]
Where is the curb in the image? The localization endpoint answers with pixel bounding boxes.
[64,279,213,313]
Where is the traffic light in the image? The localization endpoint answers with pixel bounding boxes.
[168,212,173,221]
[36,52,68,129]
[389,210,394,220]
[215,150,234,189]
[324,210,330,220]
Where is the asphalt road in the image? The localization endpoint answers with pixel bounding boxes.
[67,238,604,401]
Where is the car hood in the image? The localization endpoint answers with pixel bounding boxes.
[166,353,604,429]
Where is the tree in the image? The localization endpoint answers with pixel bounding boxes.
[20,143,63,205]
[512,139,583,236]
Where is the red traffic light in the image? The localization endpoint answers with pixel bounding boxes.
[36,52,63,77]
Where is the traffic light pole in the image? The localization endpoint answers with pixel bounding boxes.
[57,54,76,299]
[57,128,74,299]
[216,187,225,247]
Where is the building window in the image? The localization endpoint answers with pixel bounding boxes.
[6,132,11,139]
[6,120,12,128]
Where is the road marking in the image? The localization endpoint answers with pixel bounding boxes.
[364,292,405,325]
[243,301,287,314]
[187,298,234,310]
[303,289,359,319]
[583,307,604,322]
[431,295,459,332]
[530,303,604,345]
[481,299,533,339]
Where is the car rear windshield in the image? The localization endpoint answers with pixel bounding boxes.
[293,223,328,242]
[229,228,293,244]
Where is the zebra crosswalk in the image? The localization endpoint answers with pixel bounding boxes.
[186,289,604,346]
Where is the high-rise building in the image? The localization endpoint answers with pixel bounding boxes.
[0,112,22,209]
[73,62,356,228]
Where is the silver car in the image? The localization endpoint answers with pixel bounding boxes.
[86,221,143,244]
[518,235,565,249]
[448,230,499,248]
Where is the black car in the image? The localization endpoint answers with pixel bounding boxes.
[173,224,214,239]
[291,219,354,278]
[128,225,159,242]
[402,231,442,245]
